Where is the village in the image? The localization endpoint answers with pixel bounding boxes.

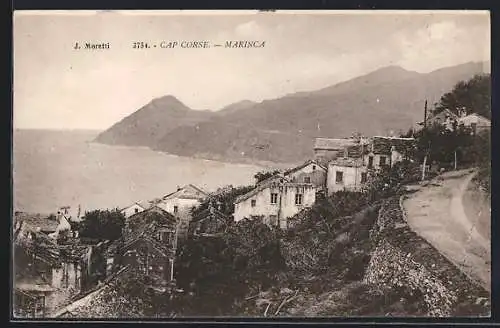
[12,108,491,318]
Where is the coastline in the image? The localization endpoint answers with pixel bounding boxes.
[90,141,298,170]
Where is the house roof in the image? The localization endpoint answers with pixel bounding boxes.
[14,212,59,233]
[458,113,491,126]
[16,282,56,293]
[14,223,61,266]
[191,206,229,225]
[120,206,177,247]
[284,160,327,176]
[109,213,176,257]
[234,178,313,204]
[313,137,360,150]
[52,265,132,318]
[120,201,150,212]
[329,157,365,168]
[418,108,459,126]
[370,136,416,155]
[162,184,209,201]
[126,205,176,223]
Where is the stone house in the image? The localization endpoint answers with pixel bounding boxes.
[106,206,178,282]
[233,175,316,229]
[364,136,415,170]
[189,205,230,237]
[313,137,370,165]
[155,184,209,241]
[283,160,327,194]
[13,216,88,318]
[327,157,368,194]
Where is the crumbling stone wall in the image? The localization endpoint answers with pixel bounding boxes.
[364,196,490,317]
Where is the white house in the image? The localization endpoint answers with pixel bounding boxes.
[457,113,491,134]
[155,184,209,239]
[283,160,327,193]
[120,202,148,219]
[327,157,368,194]
[233,175,316,229]
[156,184,208,215]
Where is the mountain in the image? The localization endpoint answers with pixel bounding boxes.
[94,95,215,147]
[96,61,489,164]
[217,100,257,116]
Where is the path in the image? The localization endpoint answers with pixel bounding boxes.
[403,169,491,291]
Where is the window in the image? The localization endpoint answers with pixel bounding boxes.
[173,206,178,214]
[335,171,344,184]
[379,156,387,166]
[134,208,139,213]
[368,156,374,168]
[304,176,311,183]
[312,165,316,171]
[270,193,278,204]
[361,172,367,183]
[295,194,303,205]
[251,199,256,207]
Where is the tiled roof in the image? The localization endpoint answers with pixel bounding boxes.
[458,113,491,127]
[120,201,150,212]
[284,160,327,175]
[370,136,415,155]
[14,222,61,266]
[330,157,365,168]
[234,175,287,204]
[234,179,313,204]
[126,205,176,224]
[313,138,359,150]
[345,144,369,158]
[52,265,132,318]
[14,212,59,233]
[162,184,209,201]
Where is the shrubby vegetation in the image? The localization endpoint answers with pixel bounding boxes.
[88,75,490,316]
[191,185,255,219]
[78,209,125,241]
[434,74,491,119]
[254,169,281,184]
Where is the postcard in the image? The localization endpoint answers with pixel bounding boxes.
[12,10,491,319]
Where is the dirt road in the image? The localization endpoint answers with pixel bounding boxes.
[403,169,491,291]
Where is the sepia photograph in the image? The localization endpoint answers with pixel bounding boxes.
[12,10,491,319]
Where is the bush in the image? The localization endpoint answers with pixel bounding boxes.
[79,209,125,241]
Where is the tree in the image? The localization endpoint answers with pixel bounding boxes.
[254,169,281,184]
[79,209,125,241]
[434,74,491,119]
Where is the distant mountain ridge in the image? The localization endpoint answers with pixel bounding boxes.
[94,95,215,147]
[95,61,489,164]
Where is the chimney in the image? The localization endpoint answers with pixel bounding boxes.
[177,185,181,191]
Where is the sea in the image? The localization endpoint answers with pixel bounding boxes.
[13,129,266,215]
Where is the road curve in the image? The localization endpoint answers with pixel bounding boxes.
[402,169,491,291]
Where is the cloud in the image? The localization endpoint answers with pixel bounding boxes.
[393,20,490,72]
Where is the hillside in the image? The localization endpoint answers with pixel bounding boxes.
[96,61,488,163]
[94,96,215,147]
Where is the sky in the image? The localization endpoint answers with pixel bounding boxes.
[13,10,490,130]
